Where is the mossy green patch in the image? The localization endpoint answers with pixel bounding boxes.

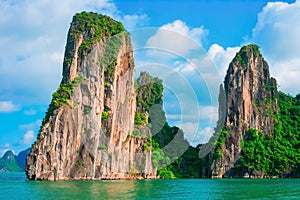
[42,76,85,126]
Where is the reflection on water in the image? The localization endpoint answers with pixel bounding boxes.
[0,173,300,200]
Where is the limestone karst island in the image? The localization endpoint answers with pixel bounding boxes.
[24,12,300,180]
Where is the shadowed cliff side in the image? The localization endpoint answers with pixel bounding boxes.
[135,72,193,178]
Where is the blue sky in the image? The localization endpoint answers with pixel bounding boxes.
[0,0,299,155]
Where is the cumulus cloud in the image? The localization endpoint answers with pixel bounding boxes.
[198,127,214,144]
[250,0,300,95]
[145,20,208,57]
[0,101,19,113]
[208,44,240,80]
[19,120,42,131]
[199,105,218,121]
[138,20,222,146]
[20,130,35,145]
[0,0,147,105]
[180,122,213,146]
[160,20,208,43]
[122,14,148,30]
[181,0,300,147]
[170,57,223,114]
[141,20,221,105]
[167,104,218,146]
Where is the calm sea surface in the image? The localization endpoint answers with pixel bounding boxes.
[0,172,299,199]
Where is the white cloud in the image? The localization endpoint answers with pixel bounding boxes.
[20,130,35,145]
[270,58,300,93]
[0,101,19,113]
[176,0,300,147]
[250,0,300,95]
[0,0,147,104]
[167,104,218,146]
[160,20,208,42]
[170,57,223,110]
[208,44,240,80]
[145,20,208,57]
[24,109,37,116]
[137,21,221,147]
[180,122,213,146]
[198,127,214,144]
[20,120,42,130]
[180,122,198,141]
[199,105,218,121]
[122,14,148,30]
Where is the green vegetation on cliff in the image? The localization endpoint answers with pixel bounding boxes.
[70,12,124,55]
[236,92,300,177]
[42,76,85,126]
[67,12,127,79]
[232,44,261,66]
[212,128,229,161]
[135,72,163,125]
[136,74,163,113]
[136,72,205,178]
[43,12,127,127]
[234,46,299,177]
[63,12,126,81]
[135,72,175,176]
[209,44,300,178]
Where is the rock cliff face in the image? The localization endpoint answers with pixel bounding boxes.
[26,12,155,180]
[211,45,278,177]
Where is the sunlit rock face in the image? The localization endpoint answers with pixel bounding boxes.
[26,12,155,181]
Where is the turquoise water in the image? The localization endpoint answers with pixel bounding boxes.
[0,173,300,199]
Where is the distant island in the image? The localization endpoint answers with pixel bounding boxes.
[21,12,300,180]
[0,149,30,172]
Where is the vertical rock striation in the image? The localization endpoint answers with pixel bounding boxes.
[211,45,278,178]
[26,12,155,180]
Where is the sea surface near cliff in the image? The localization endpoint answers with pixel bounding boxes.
[1,173,299,199]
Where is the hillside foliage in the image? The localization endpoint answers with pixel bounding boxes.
[236,92,300,176]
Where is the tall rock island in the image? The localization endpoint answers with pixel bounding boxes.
[210,45,278,178]
[26,12,155,180]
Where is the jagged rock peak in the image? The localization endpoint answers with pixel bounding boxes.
[210,44,278,178]
[224,44,278,133]
[26,12,155,181]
